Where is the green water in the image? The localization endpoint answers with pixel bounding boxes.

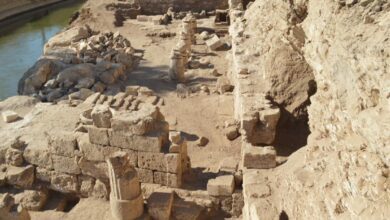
[0,1,83,100]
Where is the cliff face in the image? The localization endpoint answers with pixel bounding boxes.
[239,0,389,219]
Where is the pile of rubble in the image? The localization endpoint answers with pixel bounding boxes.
[18,26,136,102]
[44,25,135,67]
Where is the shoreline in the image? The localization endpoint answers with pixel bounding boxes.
[0,0,82,32]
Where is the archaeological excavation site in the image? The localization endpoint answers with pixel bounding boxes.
[0,0,389,219]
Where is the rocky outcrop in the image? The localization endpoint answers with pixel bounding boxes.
[239,0,390,219]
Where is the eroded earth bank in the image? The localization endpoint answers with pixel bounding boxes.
[0,0,389,219]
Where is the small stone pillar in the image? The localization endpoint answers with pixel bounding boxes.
[182,13,197,44]
[168,50,186,83]
[179,31,191,53]
[107,152,144,220]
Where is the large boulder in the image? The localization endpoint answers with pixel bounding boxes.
[56,63,95,88]
[18,58,67,95]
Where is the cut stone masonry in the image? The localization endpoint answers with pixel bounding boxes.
[228,5,280,169]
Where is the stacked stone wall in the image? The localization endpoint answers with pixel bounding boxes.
[132,0,228,14]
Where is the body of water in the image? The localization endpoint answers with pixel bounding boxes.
[0,1,83,100]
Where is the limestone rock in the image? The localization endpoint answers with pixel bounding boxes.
[216,77,234,94]
[49,132,77,157]
[197,137,209,147]
[50,172,78,193]
[2,110,20,123]
[206,35,224,50]
[147,190,174,220]
[14,190,48,211]
[207,175,235,196]
[219,157,238,173]
[5,148,24,166]
[6,165,35,188]
[242,145,276,169]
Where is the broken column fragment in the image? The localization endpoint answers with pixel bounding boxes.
[107,152,144,220]
[168,12,197,83]
[168,50,187,83]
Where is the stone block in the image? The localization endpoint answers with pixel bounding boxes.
[242,106,280,145]
[88,127,109,146]
[23,145,53,169]
[219,157,238,173]
[2,110,20,123]
[165,153,182,174]
[49,132,77,157]
[111,92,127,108]
[52,155,81,175]
[78,157,108,180]
[91,105,112,128]
[92,179,109,199]
[147,190,174,220]
[14,189,49,211]
[136,168,153,183]
[5,148,24,166]
[84,92,101,104]
[125,85,140,96]
[139,87,155,97]
[79,176,95,198]
[232,191,244,217]
[138,152,166,171]
[207,175,235,196]
[242,145,276,169]
[108,131,136,150]
[6,165,35,188]
[108,130,164,152]
[77,133,105,162]
[171,198,204,220]
[50,172,78,193]
[206,35,224,50]
[153,171,182,188]
[171,141,189,173]
[110,104,162,135]
[35,167,52,182]
[259,108,280,129]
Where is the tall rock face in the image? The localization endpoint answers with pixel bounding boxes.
[304,0,389,162]
[300,0,390,217]
[240,0,389,219]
